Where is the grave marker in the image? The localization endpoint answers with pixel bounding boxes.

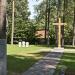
[26,42,29,47]
[19,41,21,47]
[22,41,25,47]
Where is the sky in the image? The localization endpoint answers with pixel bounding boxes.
[28,0,43,19]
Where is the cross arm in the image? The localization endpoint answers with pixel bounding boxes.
[53,23,67,26]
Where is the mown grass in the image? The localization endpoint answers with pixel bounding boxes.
[7,44,52,75]
[54,47,75,75]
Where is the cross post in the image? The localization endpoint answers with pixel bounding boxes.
[53,18,66,48]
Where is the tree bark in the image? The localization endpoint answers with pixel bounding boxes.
[45,0,48,44]
[62,0,68,47]
[72,0,75,46]
[47,0,50,46]
[0,0,6,75]
[45,0,50,46]
[11,0,14,45]
[62,0,66,47]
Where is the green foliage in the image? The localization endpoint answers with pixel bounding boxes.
[34,0,75,44]
[7,0,75,44]
[7,0,36,43]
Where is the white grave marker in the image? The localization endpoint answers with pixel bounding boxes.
[19,42,21,47]
[22,41,25,47]
[26,42,29,47]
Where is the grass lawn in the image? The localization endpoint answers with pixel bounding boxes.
[54,46,75,75]
[7,44,52,75]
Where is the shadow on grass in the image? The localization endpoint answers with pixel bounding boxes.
[54,52,75,75]
[64,45,75,49]
[28,51,50,57]
[35,44,55,48]
[7,51,50,75]
[7,55,38,75]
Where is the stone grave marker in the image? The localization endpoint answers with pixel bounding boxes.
[26,42,29,47]
[18,41,22,47]
[22,41,25,47]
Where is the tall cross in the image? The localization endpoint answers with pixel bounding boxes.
[53,18,66,48]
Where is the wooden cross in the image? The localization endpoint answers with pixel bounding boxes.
[53,18,66,48]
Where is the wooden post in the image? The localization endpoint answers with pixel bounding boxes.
[53,18,66,48]
[11,0,15,45]
[0,0,6,75]
[58,18,61,47]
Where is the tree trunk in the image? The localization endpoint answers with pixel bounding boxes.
[45,0,48,44]
[47,0,50,46]
[11,0,15,45]
[62,0,68,47]
[0,0,6,75]
[72,0,75,46]
[62,0,66,47]
[45,0,50,46]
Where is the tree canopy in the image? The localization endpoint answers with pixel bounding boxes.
[7,0,36,43]
[7,0,75,45]
[34,0,75,45]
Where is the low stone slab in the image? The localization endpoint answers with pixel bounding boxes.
[22,48,64,75]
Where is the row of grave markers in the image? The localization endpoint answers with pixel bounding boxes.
[19,41,29,47]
